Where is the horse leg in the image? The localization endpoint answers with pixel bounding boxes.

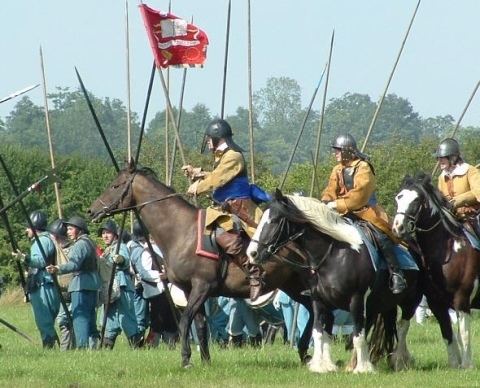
[308,300,337,373]
[457,311,473,368]
[193,302,211,364]
[180,284,211,368]
[427,296,461,368]
[347,294,374,374]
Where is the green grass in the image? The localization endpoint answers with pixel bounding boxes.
[1,297,480,387]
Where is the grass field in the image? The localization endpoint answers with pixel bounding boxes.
[1,290,480,387]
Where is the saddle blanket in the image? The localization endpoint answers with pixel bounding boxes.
[355,225,419,271]
[196,209,220,260]
[464,228,480,251]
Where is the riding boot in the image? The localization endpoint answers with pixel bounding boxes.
[377,235,406,294]
[216,231,264,301]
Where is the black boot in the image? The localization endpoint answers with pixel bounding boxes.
[248,333,262,348]
[229,334,244,348]
[243,261,263,302]
[102,336,116,350]
[378,235,406,294]
[128,333,144,349]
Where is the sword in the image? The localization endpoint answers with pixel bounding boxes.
[0,170,61,215]
[0,84,40,104]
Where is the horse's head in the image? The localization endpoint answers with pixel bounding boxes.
[87,159,138,222]
[392,172,451,239]
[247,189,306,265]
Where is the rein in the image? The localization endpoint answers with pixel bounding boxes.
[101,193,185,216]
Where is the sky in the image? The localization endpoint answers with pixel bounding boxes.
[1,0,480,129]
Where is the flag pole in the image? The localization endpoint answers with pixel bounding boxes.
[309,30,335,197]
[279,65,327,191]
[432,79,480,176]
[247,0,255,183]
[360,0,421,153]
[39,46,62,218]
[164,0,172,182]
[220,0,232,119]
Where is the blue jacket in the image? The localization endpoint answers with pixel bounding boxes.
[102,241,134,292]
[27,232,56,292]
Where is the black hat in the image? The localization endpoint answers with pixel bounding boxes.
[47,219,67,238]
[64,215,89,234]
[97,219,118,237]
[28,210,48,231]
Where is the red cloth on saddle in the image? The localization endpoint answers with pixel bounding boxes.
[196,210,219,260]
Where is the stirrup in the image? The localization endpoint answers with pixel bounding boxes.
[390,273,406,295]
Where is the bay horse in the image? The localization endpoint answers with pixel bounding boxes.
[392,172,480,368]
[247,190,421,373]
[87,160,313,367]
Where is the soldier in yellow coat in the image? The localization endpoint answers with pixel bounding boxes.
[182,119,265,301]
[321,134,406,294]
[436,138,480,236]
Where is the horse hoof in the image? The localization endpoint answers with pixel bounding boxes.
[302,354,312,365]
[182,362,193,369]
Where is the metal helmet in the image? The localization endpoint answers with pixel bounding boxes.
[28,210,47,231]
[97,219,118,237]
[331,133,363,161]
[132,220,147,241]
[201,118,244,153]
[47,219,67,238]
[435,138,460,158]
[64,215,89,234]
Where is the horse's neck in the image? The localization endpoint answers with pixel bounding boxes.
[133,175,196,257]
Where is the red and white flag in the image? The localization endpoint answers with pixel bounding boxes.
[139,3,209,68]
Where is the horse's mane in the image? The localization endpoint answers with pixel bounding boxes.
[401,172,463,235]
[270,194,363,251]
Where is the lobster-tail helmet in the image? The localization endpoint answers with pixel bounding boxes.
[331,133,367,161]
[28,210,48,231]
[435,138,460,158]
[201,118,244,153]
[64,216,89,234]
[47,219,67,238]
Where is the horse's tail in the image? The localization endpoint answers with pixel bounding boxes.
[367,308,397,364]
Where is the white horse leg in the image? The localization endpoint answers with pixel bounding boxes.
[445,333,461,368]
[458,311,473,369]
[308,329,338,373]
[352,330,375,373]
[389,319,414,371]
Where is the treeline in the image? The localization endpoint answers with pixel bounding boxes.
[0,76,479,287]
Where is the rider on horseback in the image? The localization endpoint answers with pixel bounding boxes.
[182,118,265,301]
[321,134,407,294]
[436,138,480,237]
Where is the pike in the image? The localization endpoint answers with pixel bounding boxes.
[0,316,34,343]
[76,69,180,329]
[279,63,328,190]
[432,79,480,176]
[246,0,255,182]
[0,84,39,104]
[361,0,421,153]
[0,192,28,302]
[220,0,232,119]
[0,171,61,215]
[0,153,74,336]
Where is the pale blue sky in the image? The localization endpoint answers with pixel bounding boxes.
[1,0,479,128]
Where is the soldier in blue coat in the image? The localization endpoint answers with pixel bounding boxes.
[97,219,141,348]
[46,216,101,349]
[16,211,60,348]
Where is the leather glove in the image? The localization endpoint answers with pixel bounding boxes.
[113,254,125,265]
[187,180,200,196]
[46,265,59,274]
[326,201,337,210]
[182,165,204,180]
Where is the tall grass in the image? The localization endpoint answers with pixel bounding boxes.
[0,296,479,387]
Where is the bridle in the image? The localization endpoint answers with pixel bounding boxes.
[96,171,184,217]
[251,215,333,271]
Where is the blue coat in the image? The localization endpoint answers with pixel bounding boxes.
[102,241,134,291]
[26,232,56,292]
[58,235,101,292]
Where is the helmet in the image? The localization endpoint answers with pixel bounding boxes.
[435,138,460,158]
[331,133,365,161]
[97,219,118,237]
[64,215,89,234]
[28,210,47,231]
[205,118,233,139]
[201,118,244,153]
[132,220,147,241]
[47,219,67,238]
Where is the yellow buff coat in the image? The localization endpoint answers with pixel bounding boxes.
[194,147,262,238]
[437,163,480,219]
[321,158,398,242]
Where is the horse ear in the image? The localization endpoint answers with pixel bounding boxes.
[274,188,284,201]
[126,157,136,172]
